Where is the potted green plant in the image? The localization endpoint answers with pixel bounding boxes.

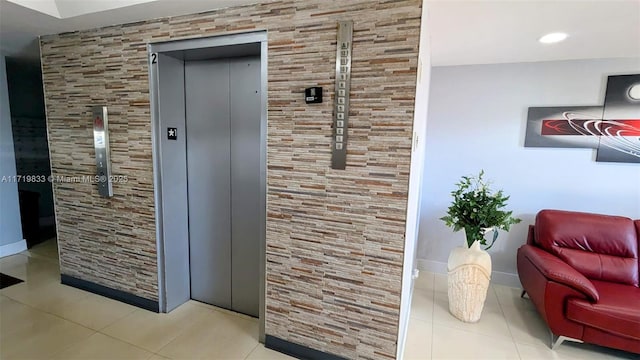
[440,170,520,322]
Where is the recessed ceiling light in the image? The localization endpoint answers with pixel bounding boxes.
[629,84,640,100]
[539,32,568,44]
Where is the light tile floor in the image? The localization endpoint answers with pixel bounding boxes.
[402,272,638,360]
[1,239,637,359]
[0,239,293,360]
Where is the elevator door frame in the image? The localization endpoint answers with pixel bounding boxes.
[147,31,267,342]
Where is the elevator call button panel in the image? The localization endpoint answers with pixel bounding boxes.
[92,106,113,197]
[332,20,353,170]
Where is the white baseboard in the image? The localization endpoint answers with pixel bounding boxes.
[0,239,27,258]
[491,270,522,288]
[416,259,447,274]
[416,258,522,288]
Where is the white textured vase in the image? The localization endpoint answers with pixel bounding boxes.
[447,240,492,323]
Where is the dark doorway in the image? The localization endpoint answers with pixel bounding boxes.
[5,58,56,248]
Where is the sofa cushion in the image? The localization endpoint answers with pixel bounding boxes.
[636,220,640,276]
[535,210,639,286]
[566,280,640,340]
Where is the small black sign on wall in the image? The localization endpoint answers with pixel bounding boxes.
[167,127,177,140]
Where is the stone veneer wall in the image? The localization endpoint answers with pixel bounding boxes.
[40,0,421,358]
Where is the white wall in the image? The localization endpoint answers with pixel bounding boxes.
[0,55,25,256]
[398,0,431,358]
[418,58,640,285]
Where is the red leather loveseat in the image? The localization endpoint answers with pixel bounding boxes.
[517,209,639,354]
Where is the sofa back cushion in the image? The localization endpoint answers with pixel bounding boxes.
[636,220,640,280]
[535,209,639,287]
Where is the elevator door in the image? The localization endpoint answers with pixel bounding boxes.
[185,56,261,317]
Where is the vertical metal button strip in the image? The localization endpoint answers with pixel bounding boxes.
[331,20,353,170]
[92,105,114,197]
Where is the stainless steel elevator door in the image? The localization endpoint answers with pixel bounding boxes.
[230,57,261,316]
[186,59,232,309]
[185,56,260,317]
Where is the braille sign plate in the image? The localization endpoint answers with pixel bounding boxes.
[331,20,353,170]
[168,127,177,140]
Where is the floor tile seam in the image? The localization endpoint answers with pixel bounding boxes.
[90,331,158,357]
[0,323,90,360]
[35,321,97,359]
[493,285,524,360]
[25,251,61,264]
[430,317,515,343]
[512,340,632,360]
[493,287,538,313]
[409,279,435,322]
[154,316,261,360]
[499,300,547,348]
[501,303,587,352]
[147,310,221,357]
[510,337,551,349]
[408,315,433,326]
[2,281,94,318]
[433,288,447,295]
[492,284,515,308]
[430,275,435,360]
[97,315,182,354]
[86,303,139,332]
[40,306,102,334]
[243,343,261,360]
[409,312,433,323]
[500,302,540,316]
[189,300,258,323]
[431,320,519,344]
[48,309,98,332]
[430,324,523,360]
[0,290,90,327]
[2,248,125,335]
[44,332,94,359]
[96,323,165,355]
[0,254,32,278]
[11,250,56,263]
[412,287,435,296]
[17,285,138,332]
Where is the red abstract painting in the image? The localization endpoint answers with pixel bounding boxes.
[525,74,640,163]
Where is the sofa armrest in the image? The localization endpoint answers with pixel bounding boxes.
[519,244,599,302]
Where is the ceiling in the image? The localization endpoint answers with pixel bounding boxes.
[0,0,258,59]
[1,0,639,65]
[5,0,157,19]
[428,0,640,66]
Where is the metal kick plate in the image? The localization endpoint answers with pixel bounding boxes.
[331,20,353,170]
[92,106,113,197]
